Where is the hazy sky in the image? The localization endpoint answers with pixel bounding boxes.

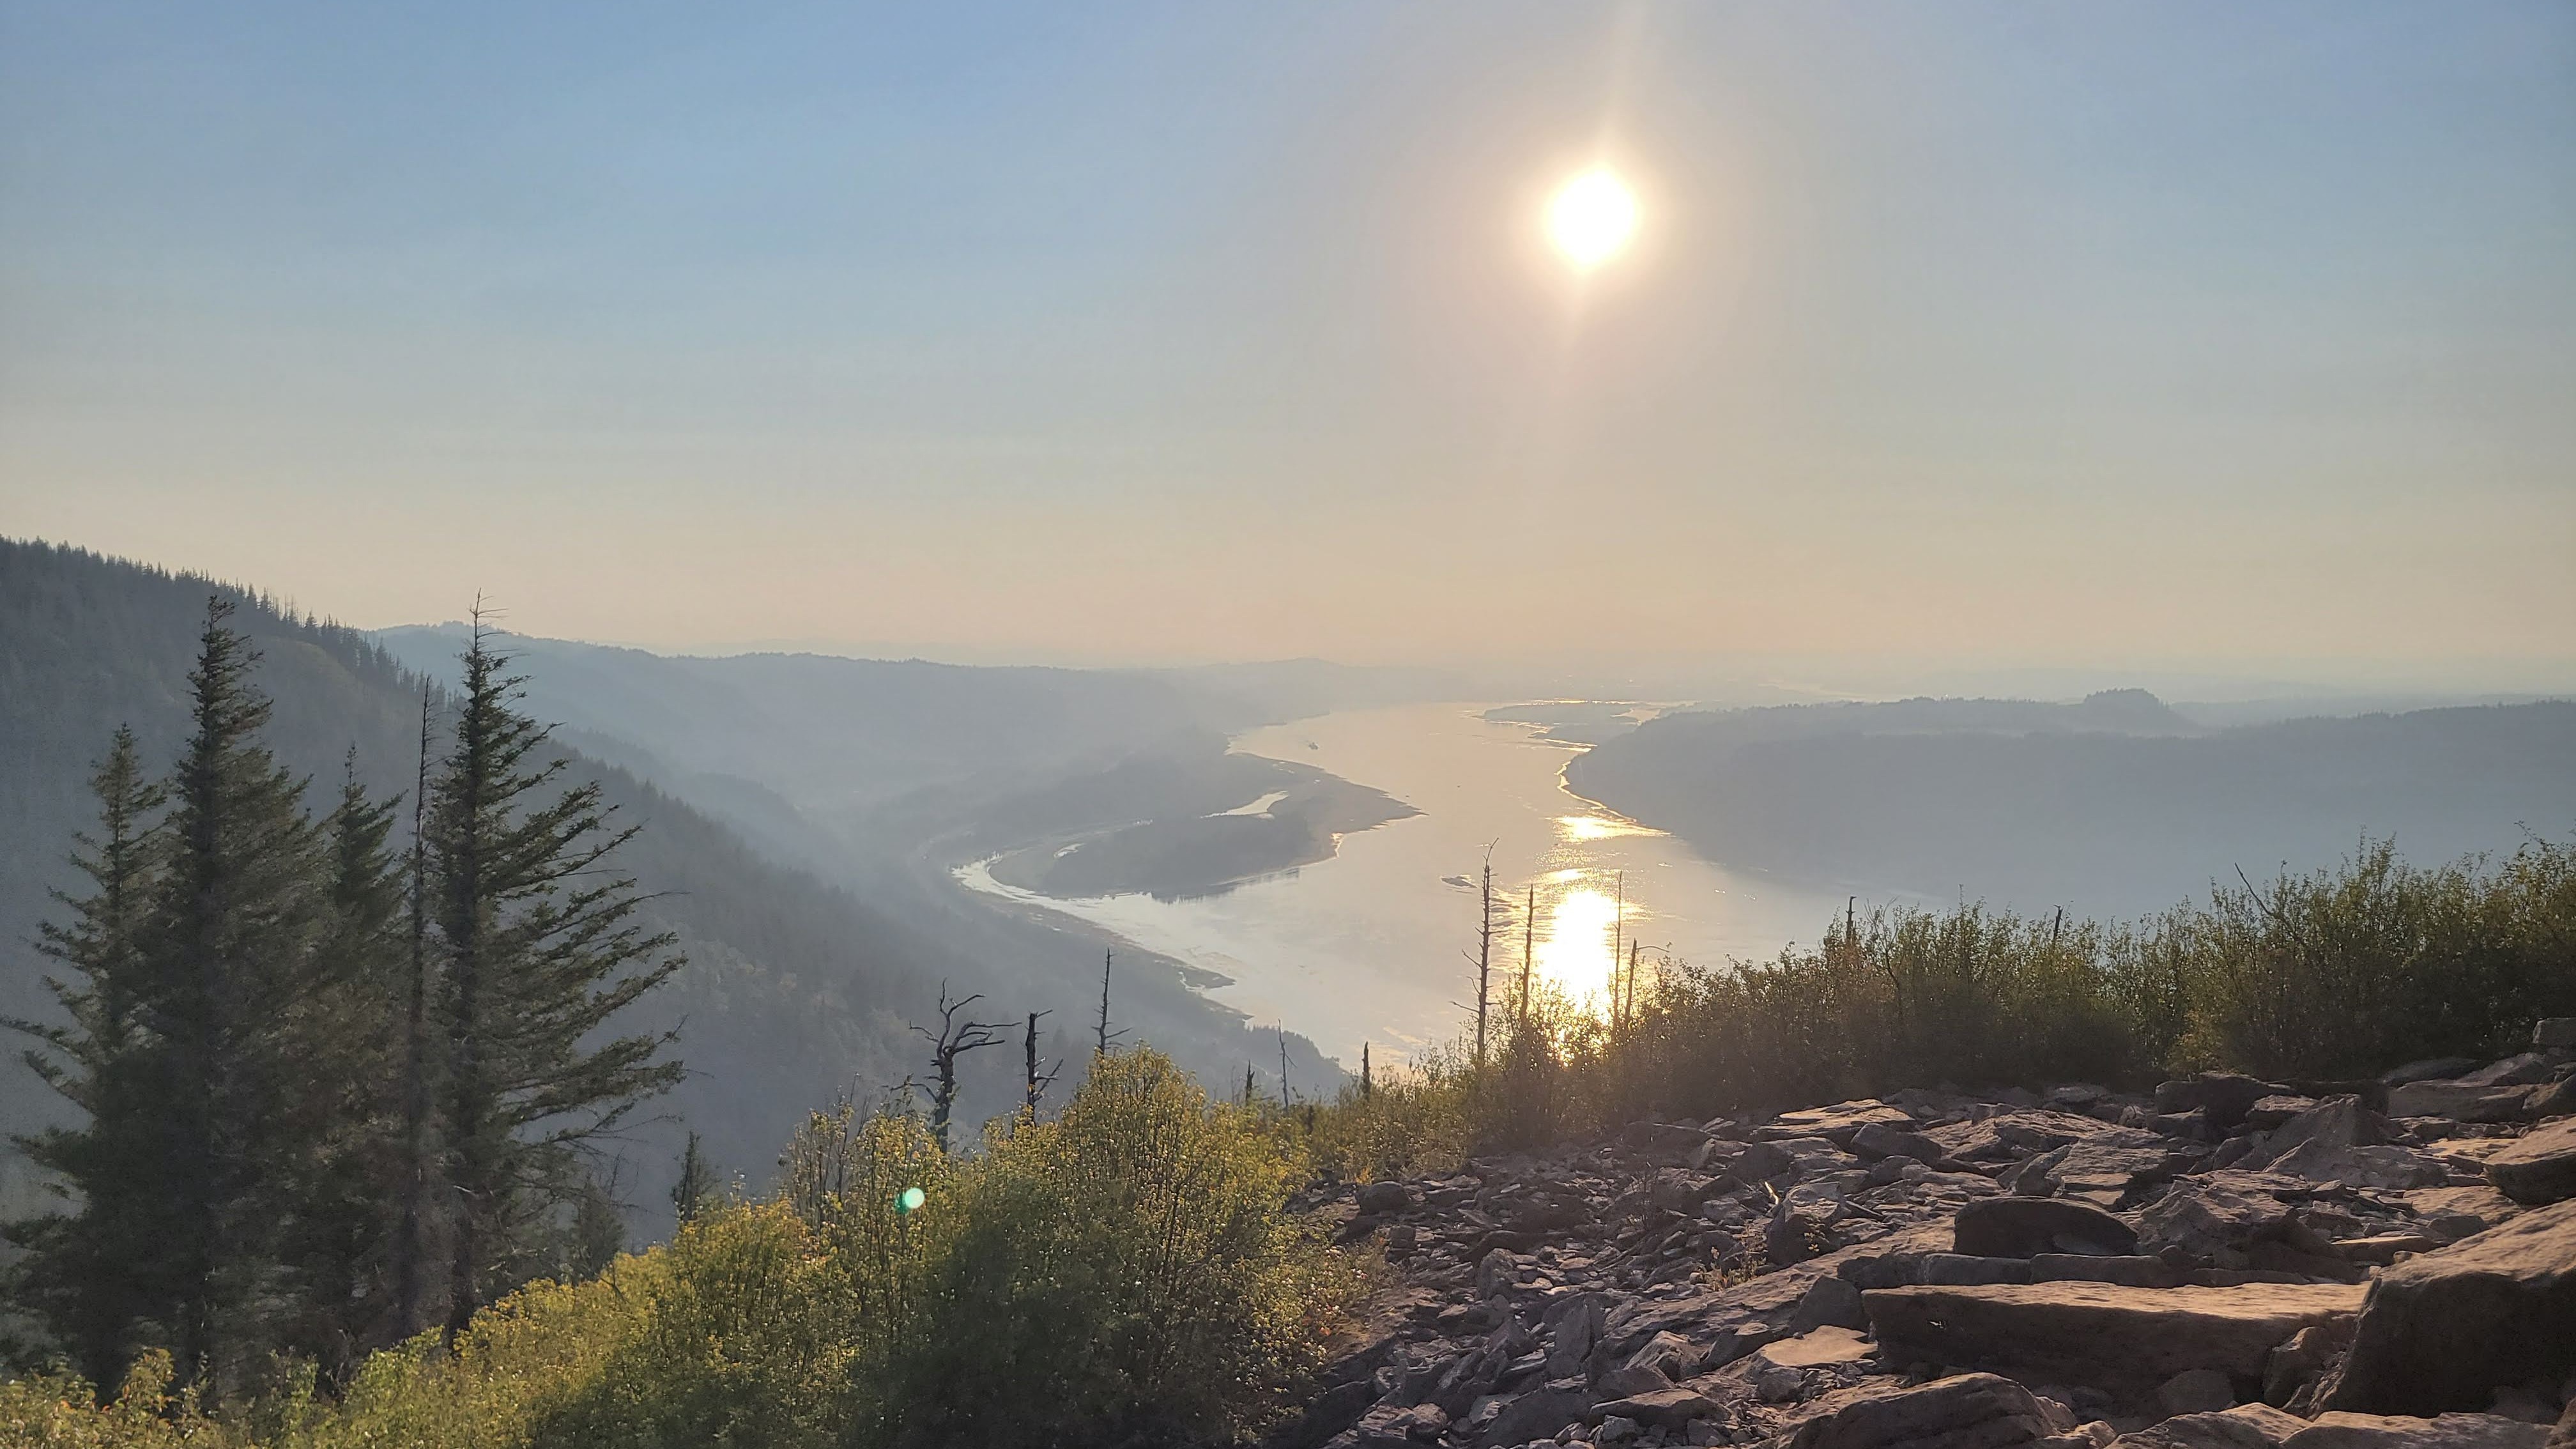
[4,3,2572,680]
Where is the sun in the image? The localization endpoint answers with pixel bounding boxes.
[1548,168,1638,270]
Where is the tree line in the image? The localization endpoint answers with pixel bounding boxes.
[6,601,683,1400]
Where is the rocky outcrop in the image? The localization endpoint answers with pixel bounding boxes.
[2320,1199,2576,1417]
[1778,1372,2071,1449]
[2485,1121,2576,1208]
[2286,1413,2551,1447]
[2117,1403,2310,1448]
[1865,1282,2364,1397]
[1294,1031,2576,1449]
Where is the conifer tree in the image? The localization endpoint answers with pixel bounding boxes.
[135,598,330,1392]
[272,753,408,1376]
[6,728,166,1388]
[670,1131,720,1226]
[429,616,682,1342]
[392,685,438,1340]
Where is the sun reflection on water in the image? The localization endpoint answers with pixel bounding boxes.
[1555,813,1660,842]
[1534,884,1624,1010]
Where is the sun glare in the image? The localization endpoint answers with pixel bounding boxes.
[1548,169,1638,270]
[1535,885,1623,1008]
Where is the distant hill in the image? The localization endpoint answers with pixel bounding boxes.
[1565,691,2576,917]
[0,540,1346,1239]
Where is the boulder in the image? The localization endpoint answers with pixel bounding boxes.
[1591,1386,1722,1429]
[1789,1274,1871,1331]
[2248,1096,2322,1131]
[2119,1403,2312,1448]
[1356,1181,1414,1215]
[2398,1186,2523,1244]
[1764,1100,1919,1147]
[1853,1119,1953,1165]
[2485,1119,2576,1207]
[2286,1413,2551,1447]
[2536,1020,2576,1051]
[2320,1198,2576,1416]
[1759,1325,1874,1368]
[2138,1178,2298,1263]
[1779,1372,2069,1449]
[2158,1075,2292,1132]
[1728,1139,1795,1183]
[1545,1294,1609,1377]
[1621,1330,1703,1381]
[2457,1054,2561,1089]
[2385,1059,2483,1089]
[1477,1386,1590,1447]
[2158,1368,2239,1416]
[2524,1078,2576,1120]
[2260,1097,2386,1160]
[2388,1081,2537,1124]
[1864,1282,2366,1397]
[1957,1197,2142,1258]
[1351,1400,1448,1446]
[2050,1136,2205,1204]
[1650,1168,1718,1213]
[2263,1319,2354,1407]
[2264,1141,2451,1192]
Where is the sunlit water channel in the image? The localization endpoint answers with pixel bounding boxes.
[957,701,1851,1071]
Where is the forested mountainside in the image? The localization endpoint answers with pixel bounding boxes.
[1567,692,2576,917]
[0,543,910,1229]
[0,540,1347,1235]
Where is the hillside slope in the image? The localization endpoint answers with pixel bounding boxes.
[1567,693,2576,917]
[0,540,1345,1234]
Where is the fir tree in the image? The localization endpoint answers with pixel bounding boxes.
[670,1131,720,1227]
[272,753,408,1377]
[6,728,166,1388]
[134,597,330,1392]
[429,615,683,1342]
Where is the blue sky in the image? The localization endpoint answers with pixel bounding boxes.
[3,3,2570,680]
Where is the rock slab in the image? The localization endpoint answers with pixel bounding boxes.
[1956,1196,2142,1258]
[1781,1372,2067,1449]
[2484,1119,2576,1208]
[1866,1281,2366,1396]
[2321,1198,2576,1417]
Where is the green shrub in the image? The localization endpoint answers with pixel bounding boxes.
[535,1205,857,1449]
[874,1050,1356,1449]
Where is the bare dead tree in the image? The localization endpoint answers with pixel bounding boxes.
[1361,1041,1372,1100]
[1094,948,1126,1057]
[1278,1025,1291,1106]
[1521,884,1536,1029]
[1473,847,1496,1068]
[1022,1009,1060,1118]
[912,983,1009,1152]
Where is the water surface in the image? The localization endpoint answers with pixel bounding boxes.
[960,701,1851,1070]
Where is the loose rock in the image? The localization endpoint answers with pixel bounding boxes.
[1957,1197,2142,1258]
[2485,1120,2576,1207]
[2321,1198,2576,1417]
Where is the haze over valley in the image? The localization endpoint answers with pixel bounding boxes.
[3,7,2573,1441]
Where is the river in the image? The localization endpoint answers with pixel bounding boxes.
[958,700,1851,1071]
